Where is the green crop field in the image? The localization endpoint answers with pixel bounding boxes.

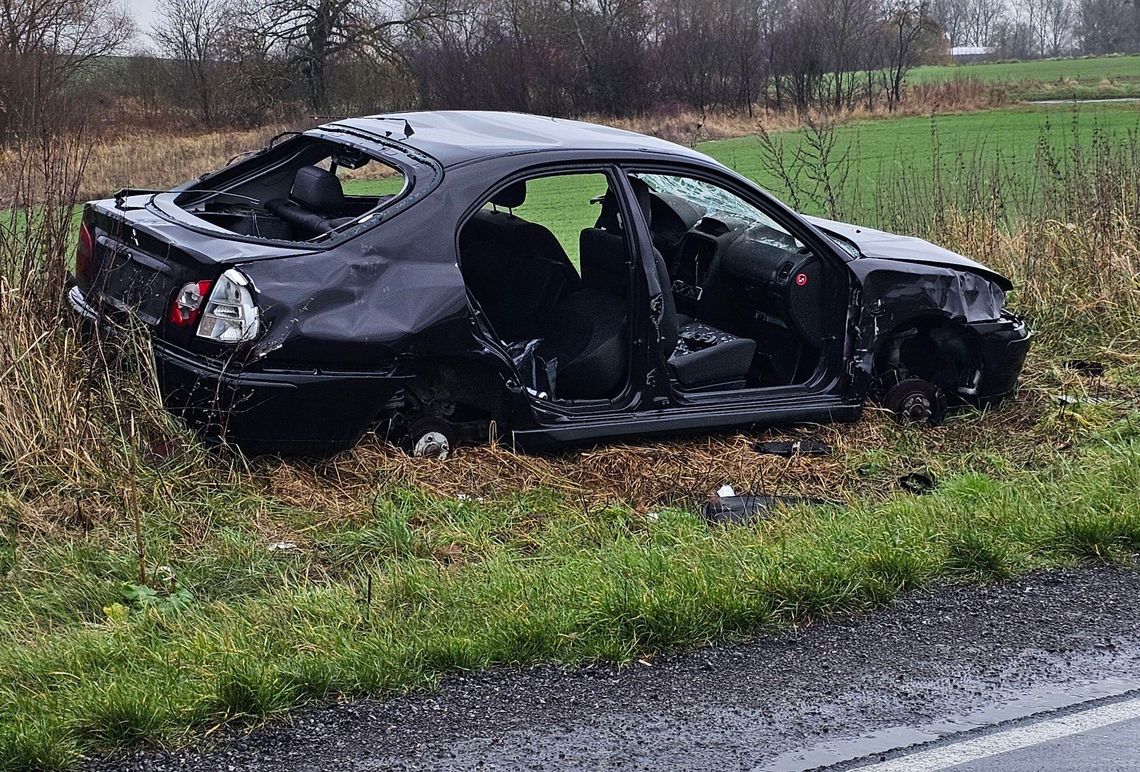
[704,101,1140,217]
[909,54,1140,84]
[907,54,1140,99]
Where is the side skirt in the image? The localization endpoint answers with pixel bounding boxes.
[510,395,860,449]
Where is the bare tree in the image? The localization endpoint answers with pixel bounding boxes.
[881,0,936,109]
[1078,0,1140,52]
[1043,0,1074,53]
[0,0,134,135]
[965,0,1006,44]
[564,0,653,114]
[239,0,451,112]
[0,0,133,64]
[928,0,970,45]
[153,0,228,124]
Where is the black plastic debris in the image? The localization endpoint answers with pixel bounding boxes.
[754,438,832,457]
[898,472,937,495]
[703,492,831,524]
[1064,360,1106,377]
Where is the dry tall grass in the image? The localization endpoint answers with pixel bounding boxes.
[597,78,1006,146]
[0,123,305,204]
[869,122,1140,350]
[0,126,232,543]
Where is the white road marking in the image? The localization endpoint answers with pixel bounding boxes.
[857,695,1140,771]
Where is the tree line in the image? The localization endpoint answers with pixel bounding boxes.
[1,0,1138,138]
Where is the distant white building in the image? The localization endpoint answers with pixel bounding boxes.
[950,45,997,62]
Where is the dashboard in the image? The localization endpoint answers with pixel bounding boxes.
[653,203,832,345]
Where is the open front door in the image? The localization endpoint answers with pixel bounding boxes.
[618,167,852,396]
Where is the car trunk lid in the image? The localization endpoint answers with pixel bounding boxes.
[78,195,310,329]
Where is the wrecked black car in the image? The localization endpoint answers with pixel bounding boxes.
[69,111,1030,457]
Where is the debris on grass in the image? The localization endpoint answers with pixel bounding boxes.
[267,541,299,553]
[898,472,937,495]
[702,492,834,524]
[754,438,832,457]
[1064,360,1106,378]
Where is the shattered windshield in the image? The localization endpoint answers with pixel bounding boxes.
[637,173,798,241]
[638,172,867,258]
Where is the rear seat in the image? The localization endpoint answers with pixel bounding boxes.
[459,207,580,342]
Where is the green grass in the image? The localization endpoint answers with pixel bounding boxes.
[908,54,1140,99]
[703,102,1140,217]
[0,417,1136,769]
[909,54,1140,85]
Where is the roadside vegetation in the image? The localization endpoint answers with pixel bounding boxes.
[1,97,1137,768]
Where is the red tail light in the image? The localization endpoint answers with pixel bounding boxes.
[75,222,95,284]
[169,280,213,328]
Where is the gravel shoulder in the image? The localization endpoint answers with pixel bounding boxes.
[90,565,1140,772]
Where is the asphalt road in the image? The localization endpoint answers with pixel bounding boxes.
[89,565,1140,772]
[944,712,1140,771]
[840,694,1140,771]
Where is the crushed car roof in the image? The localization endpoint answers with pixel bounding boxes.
[328,110,710,168]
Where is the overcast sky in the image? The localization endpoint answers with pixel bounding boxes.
[125,0,159,39]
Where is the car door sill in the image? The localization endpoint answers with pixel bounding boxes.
[513,395,859,446]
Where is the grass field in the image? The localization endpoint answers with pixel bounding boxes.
[1,100,1139,769]
[704,102,1140,218]
[910,54,1140,84]
[908,54,1140,99]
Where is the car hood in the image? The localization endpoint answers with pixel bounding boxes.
[805,215,1012,291]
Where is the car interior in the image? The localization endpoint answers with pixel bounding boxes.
[175,140,404,242]
[457,171,850,403]
[633,173,848,392]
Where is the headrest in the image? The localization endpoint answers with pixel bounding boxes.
[628,176,653,229]
[580,227,630,295]
[290,165,345,215]
[595,178,653,232]
[490,181,526,209]
[596,189,621,231]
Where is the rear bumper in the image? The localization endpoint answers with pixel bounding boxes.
[69,285,406,455]
[969,312,1032,402]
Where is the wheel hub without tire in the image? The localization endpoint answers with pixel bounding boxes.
[413,431,450,460]
[899,393,933,421]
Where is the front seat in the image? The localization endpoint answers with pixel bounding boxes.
[579,190,631,296]
[266,166,356,237]
[625,178,757,391]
